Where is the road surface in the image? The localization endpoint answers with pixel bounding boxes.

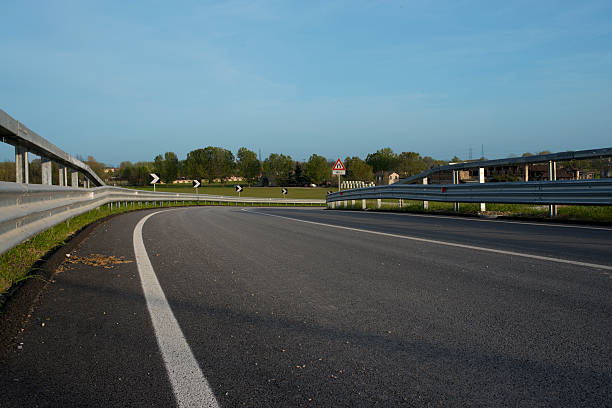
[2,207,611,407]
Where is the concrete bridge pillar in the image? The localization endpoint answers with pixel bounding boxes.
[71,171,79,187]
[15,146,29,183]
[58,165,68,186]
[41,156,52,185]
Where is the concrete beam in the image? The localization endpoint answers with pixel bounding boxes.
[15,146,29,183]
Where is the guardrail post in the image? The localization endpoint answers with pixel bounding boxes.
[71,171,79,187]
[352,200,355,207]
[399,199,403,208]
[41,156,52,185]
[549,161,557,217]
[453,170,459,212]
[15,146,29,184]
[423,177,428,209]
[362,199,366,210]
[376,198,381,209]
[479,168,486,212]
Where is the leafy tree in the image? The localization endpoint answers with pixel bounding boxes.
[85,156,106,180]
[153,155,164,177]
[237,147,261,184]
[344,157,374,181]
[162,152,179,183]
[450,156,462,163]
[304,154,330,185]
[365,148,398,173]
[396,152,428,177]
[263,153,293,186]
[184,146,235,182]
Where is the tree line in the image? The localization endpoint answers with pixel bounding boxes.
[2,147,609,185]
[113,146,454,187]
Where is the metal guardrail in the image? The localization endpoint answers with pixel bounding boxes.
[398,147,612,184]
[0,182,325,255]
[327,179,612,206]
[0,108,105,186]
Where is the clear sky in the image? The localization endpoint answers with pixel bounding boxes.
[1,0,611,166]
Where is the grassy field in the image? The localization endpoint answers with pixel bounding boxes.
[126,184,335,199]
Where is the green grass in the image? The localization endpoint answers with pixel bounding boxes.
[126,184,335,199]
[336,199,612,222]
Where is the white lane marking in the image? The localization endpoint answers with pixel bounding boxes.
[242,209,612,271]
[133,211,219,408]
[293,207,612,231]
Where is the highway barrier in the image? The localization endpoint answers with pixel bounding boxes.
[326,179,612,208]
[0,182,325,256]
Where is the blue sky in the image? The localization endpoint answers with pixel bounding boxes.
[1,0,611,166]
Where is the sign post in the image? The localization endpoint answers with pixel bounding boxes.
[235,185,243,197]
[332,158,346,191]
[192,179,200,195]
[149,173,160,192]
[281,188,288,198]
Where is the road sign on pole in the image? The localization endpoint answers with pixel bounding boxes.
[332,159,345,191]
[236,185,243,197]
[281,188,288,197]
[193,179,200,195]
[150,173,160,192]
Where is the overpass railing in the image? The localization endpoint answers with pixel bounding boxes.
[0,182,325,255]
[0,108,105,187]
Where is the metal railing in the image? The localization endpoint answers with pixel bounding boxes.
[0,108,105,186]
[326,179,612,207]
[398,147,612,184]
[0,182,325,255]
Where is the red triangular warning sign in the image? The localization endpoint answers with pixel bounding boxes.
[332,158,345,171]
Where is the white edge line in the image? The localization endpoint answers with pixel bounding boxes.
[242,209,612,271]
[312,207,612,231]
[133,210,220,408]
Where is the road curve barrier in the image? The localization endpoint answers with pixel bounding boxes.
[0,182,325,256]
[326,179,612,207]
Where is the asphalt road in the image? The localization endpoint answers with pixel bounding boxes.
[2,206,611,407]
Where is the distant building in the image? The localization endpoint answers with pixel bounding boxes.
[375,171,400,185]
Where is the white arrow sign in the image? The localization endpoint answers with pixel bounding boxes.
[150,173,160,184]
[192,179,201,188]
[235,185,243,193]
[281,188,288,195]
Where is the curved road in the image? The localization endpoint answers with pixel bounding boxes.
[2,207,611,407]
